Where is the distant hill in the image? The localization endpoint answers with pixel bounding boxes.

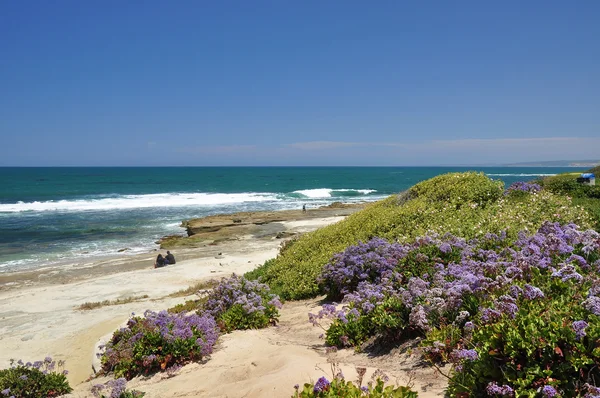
[505,160,600,167]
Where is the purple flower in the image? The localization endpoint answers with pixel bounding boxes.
[523,284,544,300]
[584,383,600,398]
[439,242,452,254]
[542,385,558,397]
[584,296,600,316]
[313,376,330,393]
[495,295,518,318]
[552,265,583,283]
[573,320,588,341]
[452,349,478,361]
[506,181,541,194]
[1,389,10,396]
[486,381,515,396]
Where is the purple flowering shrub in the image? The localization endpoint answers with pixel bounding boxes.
[311,222,600,395]
[203,273,282,332]
[100,310,219,379]
[319,236,463,301]
[91,377,145,398]
[292,375,417,397]
[505,181,542,195]
[0,357,72,398]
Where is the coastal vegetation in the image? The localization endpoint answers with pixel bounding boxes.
[246,172,592,300]
[99,310,219,380]
[538,169,600,230]
[77,295,150,311]
[0,357,72,398]
[91,378,145,398]
[293,377,417,397]
[4,171,600,396]
[201,274,282,332]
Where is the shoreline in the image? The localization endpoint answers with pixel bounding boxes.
[0,211,358,387]
[0,203,366,291]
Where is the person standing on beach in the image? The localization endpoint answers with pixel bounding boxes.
[302,204,306,212]
[165,250,176,265]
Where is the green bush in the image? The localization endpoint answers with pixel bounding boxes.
[407,171,504,208]
[540,173,600,199]
[309,220,600,396]
[203,274,282,333]
[293,377,417,398]
[100,311,219,379]
[448,277,600,397]
[539,173,600,230]
[168,299,202,314]
[248,173,591,300]
[573,197,600,231]
[91,377,145,398]
[0,358,72,398]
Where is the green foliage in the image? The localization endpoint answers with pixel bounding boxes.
[167,299,203,314]
[202,274,282,333]
[325,311,376,348]
[540,173,600,199]
[292,378,418,398]
[588,165,600,175]
[448,276,600,396]
[218,302,280,333]
[421,325,463,363]
[248,172,591,300]
[573,197,600,231]
[0,359,72,398]
[100,311,218,379]
[407,171,504,209]
[540,173,600,230]
[91,378,145,398]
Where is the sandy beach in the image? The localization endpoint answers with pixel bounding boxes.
[0,210,446,397]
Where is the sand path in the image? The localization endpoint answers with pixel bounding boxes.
[1,216,447,397]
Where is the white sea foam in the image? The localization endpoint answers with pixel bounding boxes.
[0,192,280,213]
[486,173,557,177]
[336,189,377,194]
[292,188,377,198]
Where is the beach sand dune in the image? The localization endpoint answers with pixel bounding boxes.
[67,298,446,398]
[1,214,446,397]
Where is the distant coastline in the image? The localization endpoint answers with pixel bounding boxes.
[504,160,600,168]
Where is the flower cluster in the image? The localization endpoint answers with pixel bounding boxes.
[91,378,144,398]
[0,357,72,398]
[505,181,542,194]
[100,310,219,379]
[319,237,408,300]
[291,367,417,397]
[203,273,282,332]
[310,221,600,396]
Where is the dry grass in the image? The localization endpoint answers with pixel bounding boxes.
[167,279,218,298]
[77,294,149,311]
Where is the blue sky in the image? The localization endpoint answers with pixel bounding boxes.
[1,1,598,166]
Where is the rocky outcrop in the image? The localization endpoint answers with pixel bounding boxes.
[181,204,366,237]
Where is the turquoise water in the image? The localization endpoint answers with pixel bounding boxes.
[0,167,580,272]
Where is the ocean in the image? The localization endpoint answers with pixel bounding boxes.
[0,166,579,272]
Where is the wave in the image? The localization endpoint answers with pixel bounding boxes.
[292,188,377,198]
[0,192,280,213]
[486,173,557,177]
[0,188,380,213]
